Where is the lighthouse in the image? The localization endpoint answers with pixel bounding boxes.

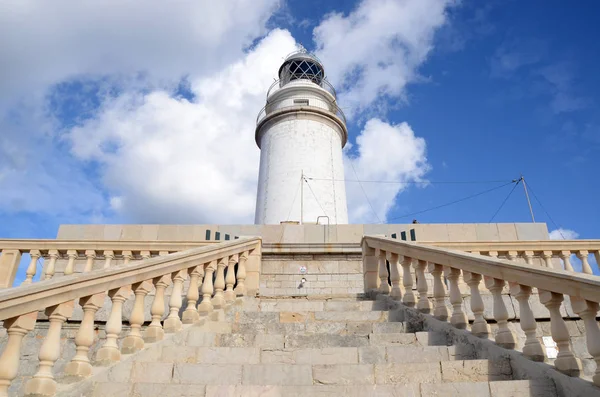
[254,50,349,225]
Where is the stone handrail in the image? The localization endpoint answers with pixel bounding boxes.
[0,237,261,396]
[0,239,219,288]
[362,236,600,387]
[425,239,600,274]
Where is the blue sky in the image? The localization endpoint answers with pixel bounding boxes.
[0,0,598,244]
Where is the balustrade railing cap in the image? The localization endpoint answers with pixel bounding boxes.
[0,237,261,321]
[362,236,600,303]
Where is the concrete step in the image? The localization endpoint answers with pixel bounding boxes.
[92,380,558,397]
[256,299,390,312]
[231,320,406,335]
[92,359,513,387]
[233,310,402,324]
[149,346,460,365]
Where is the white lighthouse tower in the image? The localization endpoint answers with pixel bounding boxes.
[254,50,349,225]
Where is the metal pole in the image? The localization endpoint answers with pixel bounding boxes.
[521,175,536,223]
[300,170,304,224]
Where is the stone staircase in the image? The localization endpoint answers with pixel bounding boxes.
[62,297,557,397]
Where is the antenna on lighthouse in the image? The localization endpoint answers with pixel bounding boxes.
[520,175,536,223]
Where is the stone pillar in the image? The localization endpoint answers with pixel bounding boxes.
[430,263,448,321]
[24,302,74,397]
[540,290,582,376]
[103,250,115,269]
[144,274,171,343]
[510,283,544,361]
[122,281,153,353]
[244,245,262,296]
[0,249,21,288]
[447,268,467,329]
[122,251,133,266]
[415,260,430,313]
[570,297,600,387]
[401,256,415,307]
[362,241,378,293]
[64,250,78,275]
[83,250,96,272]
[164,270,187,333]
[0,312,36,396]
[224,254,238,303]
[464,272,489,338]
[212,257,227,309]
[64,293,105,378]
[96,287,130,365]
[485,277,516,349]
[21,250,40,286]
[388,253,402,300]
[198,262,215,315]
[44,250,59,280]
[182,265,203,324]
[234,251,248,296]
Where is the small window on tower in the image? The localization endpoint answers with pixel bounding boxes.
[294,99,309,105]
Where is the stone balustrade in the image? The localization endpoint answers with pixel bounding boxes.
[0,240,218,288]
[362,236,600,387]
[428,240,600,274]
[0,237,261,397]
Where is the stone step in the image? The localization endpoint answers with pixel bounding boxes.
[94,360,513,387]
[92,380,557,397]
[149,346,460,365]
[233,310,402,324]
[256,299,390,312]
[230,320,406,335]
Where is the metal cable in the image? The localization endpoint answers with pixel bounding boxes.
[524,181,566,240]
[384,181,516,223]
[489,179,521,222]
[347,160,382,223]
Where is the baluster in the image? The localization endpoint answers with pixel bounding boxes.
[122,250,133,265]
[539,290,581,376]
[389,253,402,300]
[83,250,96,272]
[576,250,592,274]
[44,250,59,280]
[24,302,74,396]
[102,250,115,269]
[570,297,600,386]
[22,250,41,285]
[144,274,171,343]
[164,270,187,333]
[429,263,448,321]
[510,283,544,361]
[224,254,238,303]
[212,257,227,309]
[401,256,415,307]
[96,287,130,365]
[415,259,431,313]
[234,251,248,296]
[122,281,153,353]
[183,265,204,323]
[64,293,105,378]
[141,250,151,260]
[506,250,518,262]
[485,277,516,349]
[64,250,77,275]
[362,242,379,292]
[447,267,467,329]
[541,251,553,268]
[523,251,534,265]
[0,312,36,397]
[198,262,216,315]
[595,251,600,273]
[559,251,574,272]
[464,272,489,338]
[378,249,390,294]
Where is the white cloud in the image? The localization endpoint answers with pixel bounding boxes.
[549,228,579,240]
[314,0,455,116]
[0,0,452,226]
[0,0,280,110]
[68,29,297,224]
[344,119,429,223]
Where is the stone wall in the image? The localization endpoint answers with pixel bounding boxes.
[260,252,363,296]
[56,223,550,244]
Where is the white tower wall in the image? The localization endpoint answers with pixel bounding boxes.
[255,81,348,225]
